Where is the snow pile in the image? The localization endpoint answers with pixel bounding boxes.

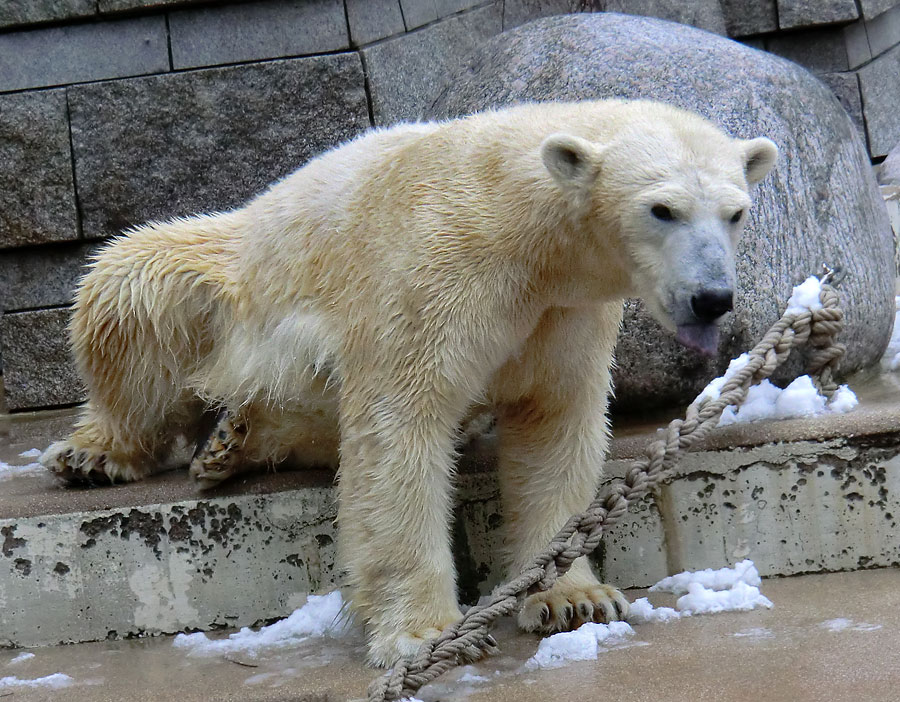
[696,356,857,427]
[674,580,773,615]
[0,673,74,690]
[524,621,634,670]
[784,276,823,315]
[695,276,858,425]
[173,591,349,658]
[629,560,772,624]
[7,652,35,665]
[650,559,761,594]
[627,597,681,624]
[19,448,42,458]
[695,353,750,405]
[0,460,44,481]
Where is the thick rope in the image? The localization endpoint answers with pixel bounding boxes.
[368,281,845,702]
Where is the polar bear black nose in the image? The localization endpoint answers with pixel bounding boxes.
[691,288,733,323]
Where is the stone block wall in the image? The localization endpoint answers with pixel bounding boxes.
[1,0,898,411]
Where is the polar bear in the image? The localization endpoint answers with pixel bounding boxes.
[42,100,777,665]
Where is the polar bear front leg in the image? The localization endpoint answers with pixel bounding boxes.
[337,389,466,667]
[491,304,629,633]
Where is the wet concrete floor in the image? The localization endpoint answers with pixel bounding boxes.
[2,568,898,702]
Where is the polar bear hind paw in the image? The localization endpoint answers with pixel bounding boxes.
[41,440,145,486]
[189,408,248,489]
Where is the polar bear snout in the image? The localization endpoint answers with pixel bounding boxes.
[672,287,733,356]
[690,287,733,323]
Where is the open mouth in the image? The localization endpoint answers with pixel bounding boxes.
[675,323,720,357]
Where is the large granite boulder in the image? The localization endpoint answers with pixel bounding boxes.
[428,13,895,411]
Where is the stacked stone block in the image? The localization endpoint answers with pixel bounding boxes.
[722,0,900,159]
[1,0,898,411]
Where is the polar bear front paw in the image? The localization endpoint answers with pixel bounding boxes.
[41,440,145,486]
[366,605,475,668]
[518,578,629,633]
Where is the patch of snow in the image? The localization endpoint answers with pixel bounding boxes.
[891,352,900,371]
[173,591,349,658]
[696,354,750,404]
[820,618,882,633]
[457,667,489,683]
[828,384,859,413]
[675,581,773,615]
[696,278,860,422]
[627,597,682,624]
[785,276,823,315]
[650,559,761,595]
[0,461,44,481]
[649,560,773,616]
[7,652,35,665]
[733,627,774,639]
[524,621,634,670]
[19,448,42,458]
[706,374,857,427]
[0,673,74,690]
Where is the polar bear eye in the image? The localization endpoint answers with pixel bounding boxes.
[730,209,745,224]
[651,204,675,221]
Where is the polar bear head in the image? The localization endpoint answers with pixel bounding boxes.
[540,104,778,356]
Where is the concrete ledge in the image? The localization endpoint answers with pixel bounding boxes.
[2,378,899,646]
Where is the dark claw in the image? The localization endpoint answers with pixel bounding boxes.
[563,604,574,622]
[539,604,551,626]
[578,602,594,621]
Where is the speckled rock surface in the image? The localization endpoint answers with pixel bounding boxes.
[0,308,84,410]
[68,54,369,239]
[0,90,78,248]
[428,13,894,411]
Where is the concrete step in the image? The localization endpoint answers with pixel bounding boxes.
[2,569,899,702]
[2,372,900,648]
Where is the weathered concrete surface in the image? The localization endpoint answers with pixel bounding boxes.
[858,42,900,158]
[2,374,899,647]
[0,488,339,647]
[601,0,727,34]
[720,0,777,36]
[0,0,94,29]
[1,569,899,702]
[777,0,859,29]
[68,54,369,239]
[168,0,348,70]
[0,15,168,92]
[362,2,503,124]
[0,90,78,248]
[0,242,97,312]
[428,13,895,411]
[0,309,84,410]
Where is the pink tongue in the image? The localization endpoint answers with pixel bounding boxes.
[675,324,720,357]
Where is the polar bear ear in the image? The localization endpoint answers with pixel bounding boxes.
[540,133,602,194]
[741,137,779,185]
